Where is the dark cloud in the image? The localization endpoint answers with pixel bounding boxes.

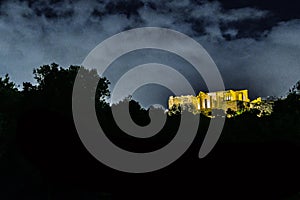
[216,0,300,21]
[0,0,299,106]
[105,0,144,17]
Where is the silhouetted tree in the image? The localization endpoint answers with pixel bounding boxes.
[1,65,300,199]
[0,74,19,113]
[21,63,110,114]
[0,74,20,157]
[17,63,111,183]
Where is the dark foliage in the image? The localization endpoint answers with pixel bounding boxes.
[0,66,300,199]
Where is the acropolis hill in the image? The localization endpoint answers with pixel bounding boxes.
[168,89,273,117]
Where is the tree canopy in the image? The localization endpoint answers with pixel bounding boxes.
[0,65,299,199]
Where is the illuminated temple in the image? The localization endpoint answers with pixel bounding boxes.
[168,90,268,117]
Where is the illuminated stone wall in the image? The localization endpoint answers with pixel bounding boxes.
[168,89,252,114]
[168,95,200,112]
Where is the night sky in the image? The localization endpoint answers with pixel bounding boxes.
[0,0,300,107]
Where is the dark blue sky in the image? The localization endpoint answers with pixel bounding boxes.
[0,0,300,107]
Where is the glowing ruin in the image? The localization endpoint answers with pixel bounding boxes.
[168,90,272,117]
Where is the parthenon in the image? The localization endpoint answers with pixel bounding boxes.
[168,90,263,116]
